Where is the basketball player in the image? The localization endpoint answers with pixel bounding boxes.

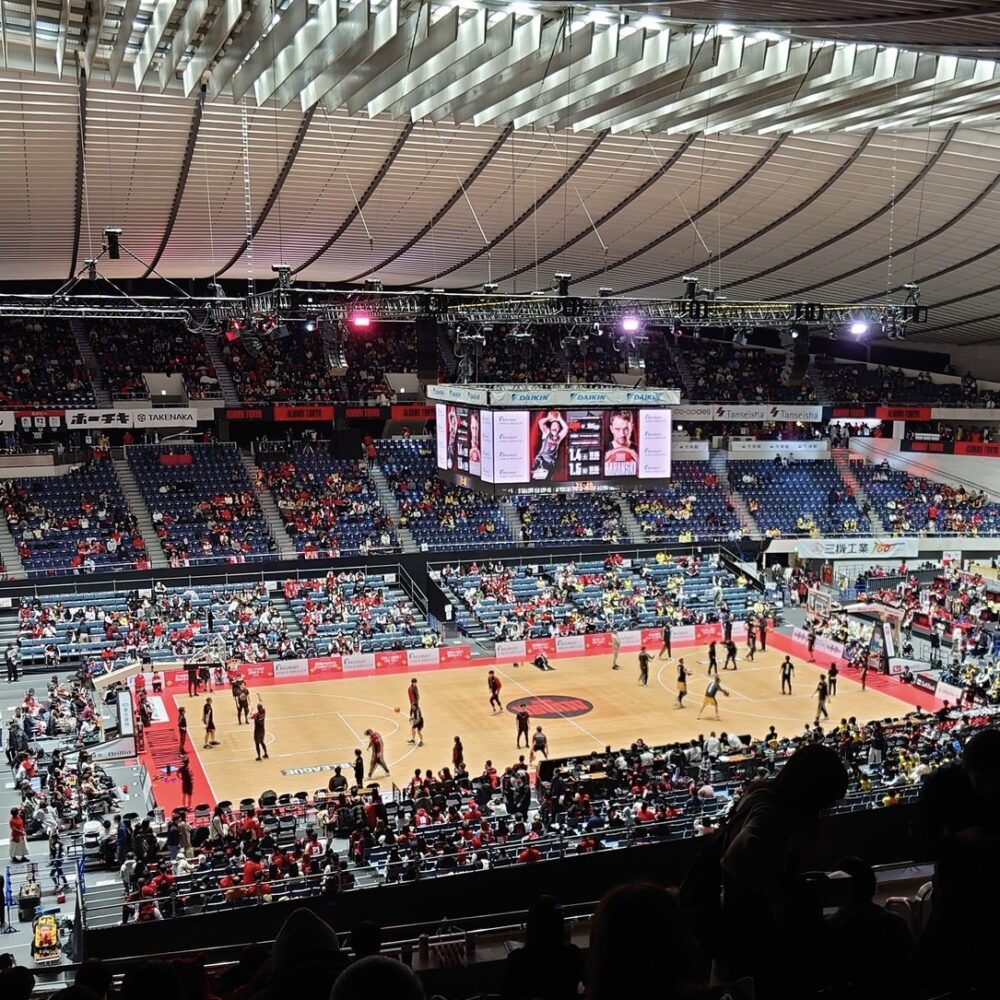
[611,633,621,670]
[807,626,817,662]
[531,411,569,480]
[707,640,718,676]
[828,661,839,696]
[745,626,756,662]
[860,661,869,691]
[722,639,738,670]
[515,704,530,748]
[365,728,390,778]
[202,697,217,749]
[407,678,420,711]
[814,675,830,724]
[758,618,768,651]
[251,701,269,760]
[675,659,691,709]
[177,706,188,754]
[235,681,250,725]
[604,409,638,476]
[408,704,424,746]
[530,726,549,763]
[658,621,672,660]
[697,677,729,720]
[487,670,503,712]
[780,656,794,695]
[638,645,651,686]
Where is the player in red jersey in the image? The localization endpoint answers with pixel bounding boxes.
[365,728,390,778]
[488,670,503,712]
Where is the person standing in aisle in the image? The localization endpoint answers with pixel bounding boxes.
[252,701,269,760]
[5,643,19,683]
[365,729,390,779]
[638,645,651,686]
[488,670,503,713]
[780,656,795,695]
[658,621,672,660]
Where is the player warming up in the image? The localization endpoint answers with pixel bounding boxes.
[515,704,530,748]
[638,645,651,686]
[488,670,503,712]
[251,701,268,760]
[675,659,691,709]
[530,726,549,763]
[658,621,672,660]
[365,728,390,778]
[697,677,729,720]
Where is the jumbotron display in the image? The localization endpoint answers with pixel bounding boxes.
[428,385,678,494]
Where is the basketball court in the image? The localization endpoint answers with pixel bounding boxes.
[144,634,934,809]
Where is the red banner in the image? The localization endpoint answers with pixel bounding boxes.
[308,656,342,675]
[390,404,434,421]
[226,408,267,421]
[954,441,1000,457]
[273,405,335,422]
[375,650,409,670]
[440,645,471,663]
[526,638,557,658]
[584,633,613,654]
[875,406,932,421]
[343,407,381,419]
[695,623,721,642]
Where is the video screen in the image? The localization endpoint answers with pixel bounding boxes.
[436,404,671,489]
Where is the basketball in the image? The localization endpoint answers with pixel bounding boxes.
[723,690,730,697]
[394,706,401,713]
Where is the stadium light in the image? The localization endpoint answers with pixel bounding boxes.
[304,319,317,332]
[850,321,868,336]
[350,313,372,330]
[621,315,642,334]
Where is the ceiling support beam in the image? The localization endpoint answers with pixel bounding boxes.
[83,0,105,78]
[134,0,177,90]
[492,135,698,286]
[617,131,876,296]
[55,0,70,78]
[182,0,244,97]
[207,0,271,100]
[158,0,210,93]
[68,68,88,281]
[424,130,608,284]
[341,122,512,283]
[293,119,416,275]
[218,104,318,276]
[574,138,787,284]
[143,85,207,279]
[109,0,142,86]
[725,124,959,292]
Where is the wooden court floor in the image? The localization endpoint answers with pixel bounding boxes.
[172,644,920,804]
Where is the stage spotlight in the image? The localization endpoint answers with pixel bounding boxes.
[104,228,122,260]
[85,258,98,282]
[270,263,291,289]
[682,275,699,300]
[364,278,383,292]
[598,287,614,297]
[482,282,498,294]
[350,313,372,330]
[304,319,317,332]
[850,321,868,336]
[553,272,571,297]
[621,315,642,334]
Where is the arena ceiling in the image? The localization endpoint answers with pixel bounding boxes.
[1,2,1000,344]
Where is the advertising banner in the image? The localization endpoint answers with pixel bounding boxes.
[795,537,919,560]
[440,645,471,663]
[308,657,342,675]
[609,630,643,649]
[875,405,932,421]
[272,659,310,678]
[935,680,964,704]
[526,638,557,658]
[243,662,275,681]
[375,650,409,669]
[727,439,829,457]
[390,404,434,421]
[672,625,696,643]
[714,404,825,422]
[65,409,132,428]
[406,647,441,667]
[0,412,14,431]
[495,640,527,659]
[584,633,613,654]
[489,387,678,407]
[672,404,715,421]
[554,634,586,653]
[342,653,376,672]
[272,405,335,422]
[131,408,198,428]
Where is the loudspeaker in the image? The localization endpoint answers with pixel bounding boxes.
[415,316,439,381]
[780,330,810,386]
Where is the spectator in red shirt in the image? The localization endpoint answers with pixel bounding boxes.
[9,806,28,862]
[517,845,541,864]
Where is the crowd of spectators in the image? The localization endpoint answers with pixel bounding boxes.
[685,342,817,403]
[858,460,1000,535]
[0,456,149,576]
[258,447,397,557]
[817,359,1000,407]
[515,494,625,544]
[629,462,742,542]
[0,318,95,407]
[86,320,220,399]
[221,324,415,404]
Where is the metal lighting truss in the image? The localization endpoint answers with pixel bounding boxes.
[0,290,928,333]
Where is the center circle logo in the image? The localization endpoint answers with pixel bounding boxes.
[506,695,594,719]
